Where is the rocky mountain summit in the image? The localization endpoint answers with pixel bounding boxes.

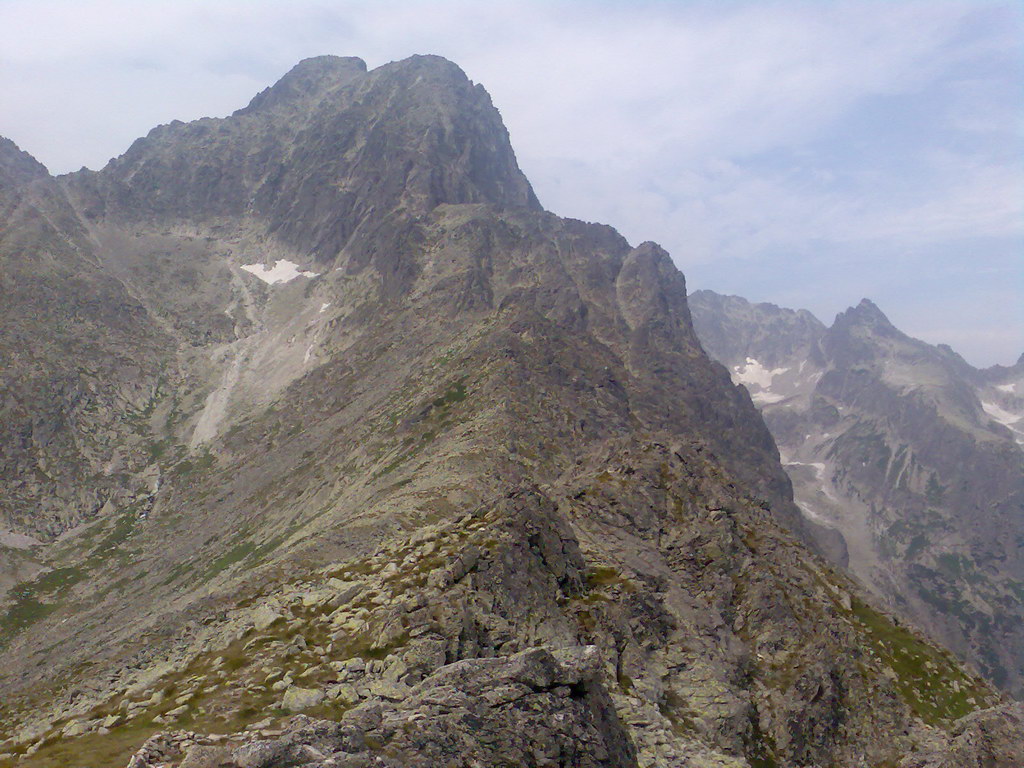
[690,290,1024,699]
[1,56,1021,767]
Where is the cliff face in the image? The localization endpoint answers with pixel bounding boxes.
[0,138,172,542]
[0,57,1018,768]
[691,290,1024,698]
[67,55,539,265]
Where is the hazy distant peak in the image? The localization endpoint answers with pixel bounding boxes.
[293,54,368,74]
[0,136,50,183]
[832,297,898,335]
[377,53,470,80]
[689,289,825,327]
[237,55,368,115]
[851,297,889,322]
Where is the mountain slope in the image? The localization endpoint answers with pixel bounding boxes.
[690,290,1024,697]
[0,57,1019,768]
[0,138,173,543]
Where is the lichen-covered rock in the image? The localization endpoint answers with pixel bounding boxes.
[281,685,324,712]
[252,606,284,632]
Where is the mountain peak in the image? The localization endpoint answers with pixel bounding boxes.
[238,55,368,115]
[829,298,902,341]
[67,53,539,260]
[845,298,892,326]
[823,298,908,365]
[0,136,50,184]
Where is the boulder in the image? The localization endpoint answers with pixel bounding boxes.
[281,685,325,712]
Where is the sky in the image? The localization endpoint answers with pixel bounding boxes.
[1,0,1021,366]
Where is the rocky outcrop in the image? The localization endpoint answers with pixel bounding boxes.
[900,703,1024,768]
[123,646,635,768]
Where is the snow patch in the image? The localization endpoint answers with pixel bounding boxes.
[795,501,827,523]
[981,400,1021,427]
[304,344,315,364]
[319,302,332,313]
[996,382,1016,394]
[981,400,1024,445]
[241,260,320,284]
[752,391,786,404]
[732,358,788,389]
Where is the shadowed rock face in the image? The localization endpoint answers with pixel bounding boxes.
[0,57,1020,768]
[690,290,1024,698]
[66,55,540,265]
[0,139,171,540]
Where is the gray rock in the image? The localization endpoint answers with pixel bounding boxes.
[232,739,291,768]
[281,685,325,712]
[253,606,284,632]
[179,744,235,768]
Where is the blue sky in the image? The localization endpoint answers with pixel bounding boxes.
[1,0,1020,365]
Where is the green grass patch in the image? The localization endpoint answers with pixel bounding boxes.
[147,439,170,461]
[905,534,928,560]
[0,567,88,647]
[204,542,258,581]
[850,597,986,724]
[85,513,139,568]
[350,631,409,661]
[0,593,58,647]
[172,449,216,477]
[31,567,87,595]
[6,722,163,768]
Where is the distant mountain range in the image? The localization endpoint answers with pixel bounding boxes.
[690,290,1024,697]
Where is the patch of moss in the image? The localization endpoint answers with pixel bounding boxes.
[0,567,89,647]
[744,708,779,768]
[351,632,409,661]
[905,534,929,560]
[31,567,87,595]
[0,593,58,647]
[658,688,698,737]
[85,512,140,568]
[431,381,467,409]
[925,473,945,505]
[585,566,623,589]
[242,535,287,570]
